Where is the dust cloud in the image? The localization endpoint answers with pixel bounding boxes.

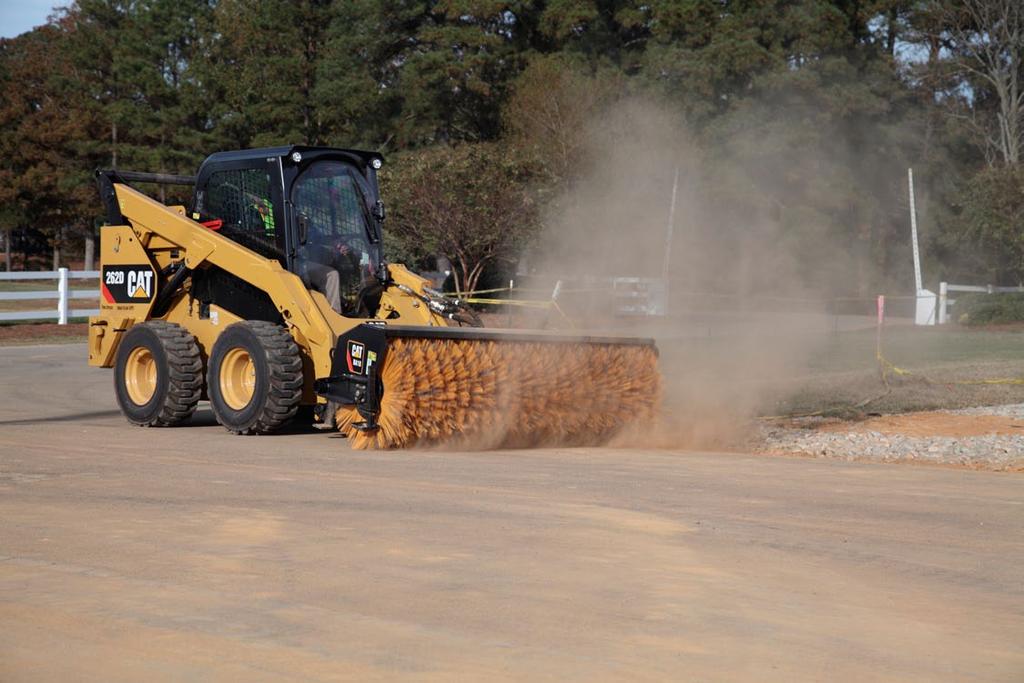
[529,98,841,450]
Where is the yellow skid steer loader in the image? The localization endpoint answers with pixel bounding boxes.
[89,146,659,448]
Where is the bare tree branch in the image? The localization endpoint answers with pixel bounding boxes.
[928,0,1024,165]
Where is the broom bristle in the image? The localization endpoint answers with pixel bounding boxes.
[336,337,660,450]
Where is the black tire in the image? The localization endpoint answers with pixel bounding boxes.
[207,321,303,434]
[113,321,202,427]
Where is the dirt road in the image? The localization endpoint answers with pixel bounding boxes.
[1,344,1022,681]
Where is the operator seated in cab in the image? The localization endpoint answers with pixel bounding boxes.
[292,162,376,316]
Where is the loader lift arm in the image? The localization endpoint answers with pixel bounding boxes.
[97,182,337,375]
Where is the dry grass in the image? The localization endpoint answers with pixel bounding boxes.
[0,322,88,345]
[764,326,1024,417]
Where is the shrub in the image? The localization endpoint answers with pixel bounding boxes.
[955,292,1024,326]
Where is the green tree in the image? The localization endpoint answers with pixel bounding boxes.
[190,0,330,148]
[502,54,624,186]
[0,0,1011,292]
[317,1,532,148]
[385,143,541,293]
[920,0,1024,167]
[0,23,102,267]
[948,165,1024,284]
[61,0,216,175]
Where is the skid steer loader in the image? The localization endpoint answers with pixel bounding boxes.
[89,146,660,449]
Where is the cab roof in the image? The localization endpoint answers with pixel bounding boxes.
[201,145,383,168]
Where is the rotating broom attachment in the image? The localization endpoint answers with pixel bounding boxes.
[333,333,661,450]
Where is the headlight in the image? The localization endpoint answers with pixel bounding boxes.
[370,157,382,170]
[291,151,302,163]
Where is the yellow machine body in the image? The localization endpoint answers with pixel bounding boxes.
[90,184,444,380]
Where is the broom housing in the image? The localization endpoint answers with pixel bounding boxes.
[315,324,660,449]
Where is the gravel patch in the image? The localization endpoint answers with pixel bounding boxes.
[755,404,1024,471]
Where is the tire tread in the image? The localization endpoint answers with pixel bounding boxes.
[210,321,303,435]
[119,321,202,427]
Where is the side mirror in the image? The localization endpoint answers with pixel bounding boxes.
[372,200,386,222]
[297,212,309,245]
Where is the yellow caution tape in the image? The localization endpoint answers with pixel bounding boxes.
[456,287,513,296]
[953,377,1024,385]
[876,351,912,377]
[876,351,1024,385]
[454,286,556,297]
[459,296,573,325]
[462,297,554,309]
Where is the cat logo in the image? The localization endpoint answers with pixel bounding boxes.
[346,340,365,373]
[101,265,156,305]
[128,270,154,299]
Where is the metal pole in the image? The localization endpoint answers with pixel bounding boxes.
[908,168,923,293]
[876,295,885,377]
[58,267,69,325]
[662,167,679,314]
[938,282,948,324]
[507,279,514,328]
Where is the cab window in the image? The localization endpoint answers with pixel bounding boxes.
[292,161,377,314]
[292,162,371,250]
[204,168,279,258]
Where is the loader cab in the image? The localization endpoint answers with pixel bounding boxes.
[191,146,385,316]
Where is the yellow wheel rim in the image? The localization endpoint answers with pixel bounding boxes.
[125,346,157,405]
[220,347,256,410]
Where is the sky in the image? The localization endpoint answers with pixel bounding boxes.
[0,0,59,39]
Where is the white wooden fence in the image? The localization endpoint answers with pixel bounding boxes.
[0,268,100,324]
[936,281,1024,324]
[3,269,1012,325]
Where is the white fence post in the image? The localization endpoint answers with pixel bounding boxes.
[938,282,948,324]
[57,267,69,324]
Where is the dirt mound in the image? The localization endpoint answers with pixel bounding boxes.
[821,412,1024,438]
